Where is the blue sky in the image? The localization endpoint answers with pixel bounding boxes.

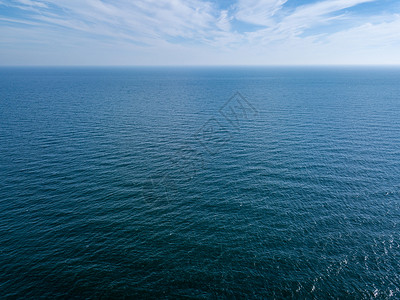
[1,0,400,65]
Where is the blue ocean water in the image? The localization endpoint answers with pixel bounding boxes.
[0,67,399,298]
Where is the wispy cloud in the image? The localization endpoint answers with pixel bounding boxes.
[235,0,287,26]
[15,0,48,8]
[279,0,376,33]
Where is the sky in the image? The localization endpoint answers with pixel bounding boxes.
[1,0,400,65]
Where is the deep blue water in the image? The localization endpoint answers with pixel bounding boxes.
[0,67,400,298]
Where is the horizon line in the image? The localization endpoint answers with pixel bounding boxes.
[2,64,400,68]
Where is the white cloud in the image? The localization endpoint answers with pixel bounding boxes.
[217,10,232,31]
[235,0,287,26]
[278,0,376,34]
[15,0,48,8]
[41,0,218,40]
[326,14,400,47]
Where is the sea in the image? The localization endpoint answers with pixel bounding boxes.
[0,67,399,298]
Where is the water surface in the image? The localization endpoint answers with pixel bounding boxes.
[0,67,399,298]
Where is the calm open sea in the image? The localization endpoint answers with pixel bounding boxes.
[0,67,399,298]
